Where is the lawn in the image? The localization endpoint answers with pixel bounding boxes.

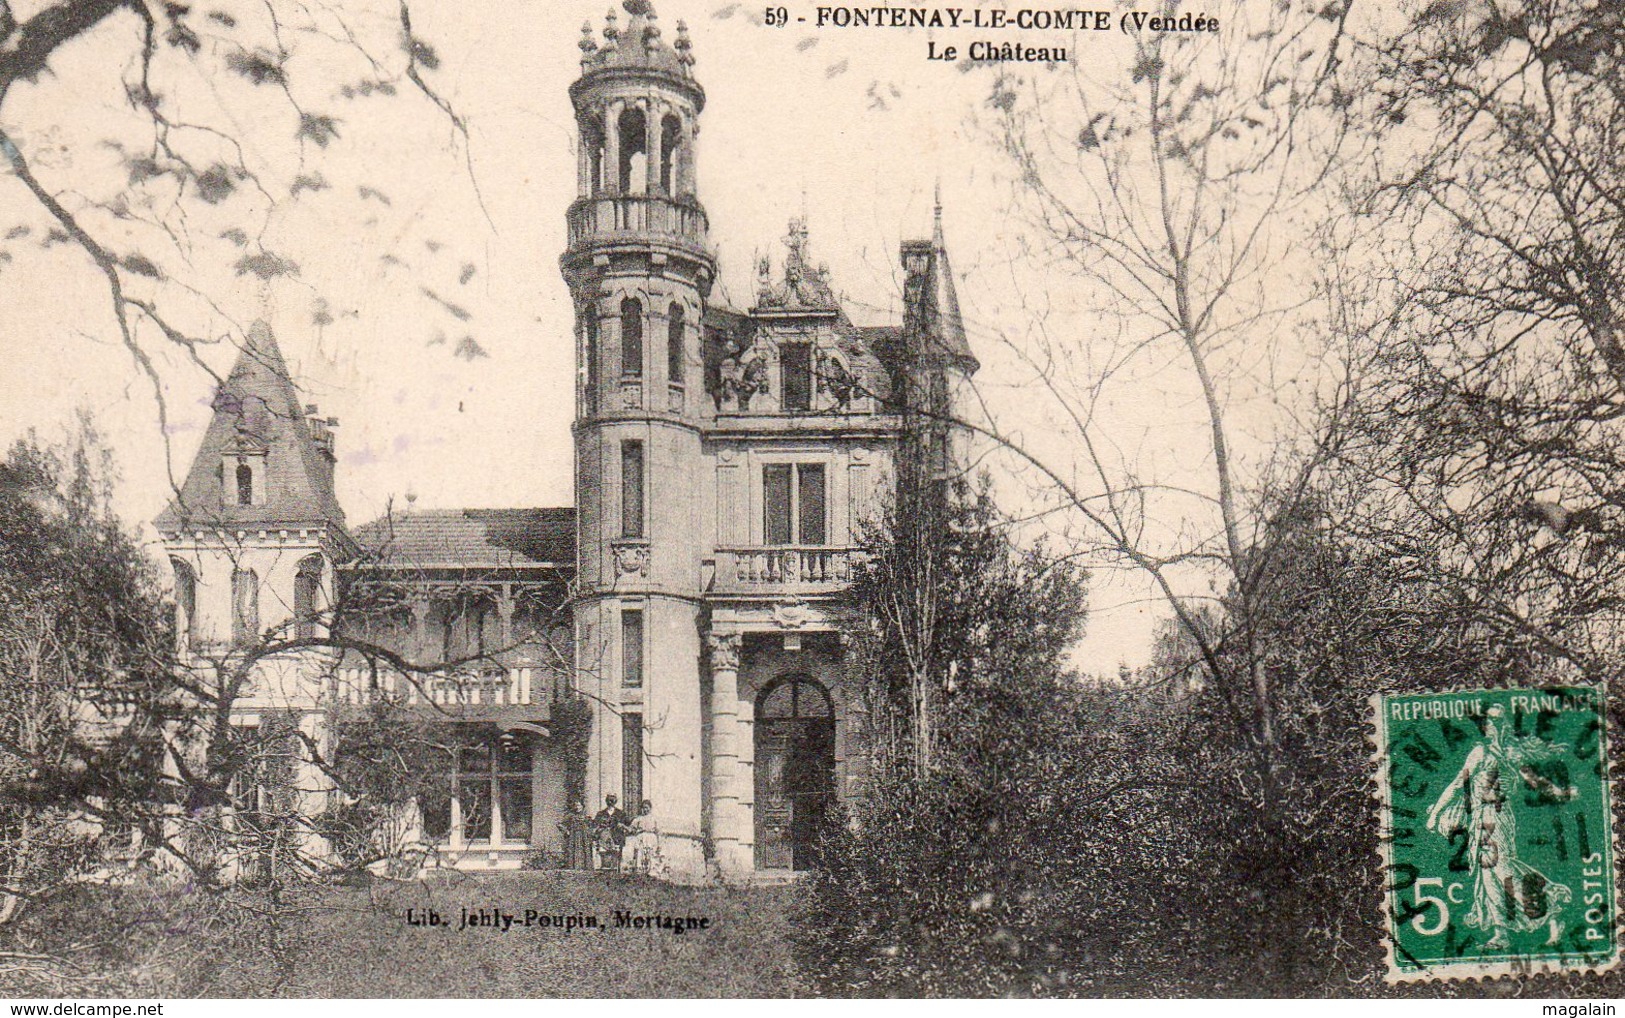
[4,871,803,998]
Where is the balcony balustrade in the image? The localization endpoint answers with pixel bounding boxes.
[327,665,560,712]
[711,546,863,596]
[566,194,708,253]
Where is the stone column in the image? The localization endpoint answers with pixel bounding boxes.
[707,630,747,874]
[577,113,592,198]
[645,100,663,196]
[736,683,755,867]
[839,631,869,800]
[496,588,516,648]
[680,113,698,197]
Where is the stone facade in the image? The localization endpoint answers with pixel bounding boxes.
[154,1,974,881]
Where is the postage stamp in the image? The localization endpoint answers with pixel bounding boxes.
[1374,688,1618,981]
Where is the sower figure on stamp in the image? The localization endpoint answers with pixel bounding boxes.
[1427,705,1575,950]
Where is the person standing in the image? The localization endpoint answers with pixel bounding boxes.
[590,794,629,871]
[558,797,591,870]
[623,799,663,878]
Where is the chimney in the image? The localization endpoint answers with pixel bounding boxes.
[305,404,338,492]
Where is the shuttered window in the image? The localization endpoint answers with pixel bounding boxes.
[621,609,643,689]
[622,712,644,807]
[621,441,644,539]
[763,463,826,545]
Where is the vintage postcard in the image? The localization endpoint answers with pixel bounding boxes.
[0,0,1621,1003]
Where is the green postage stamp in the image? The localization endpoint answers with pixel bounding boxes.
[1374,688,1617,981]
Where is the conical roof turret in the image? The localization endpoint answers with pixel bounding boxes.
[155,322,346,532]
[927,198,977,370]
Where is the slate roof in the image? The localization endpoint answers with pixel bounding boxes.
[155,322,346,532]
[350,508,576,570]
[927,209,978,369]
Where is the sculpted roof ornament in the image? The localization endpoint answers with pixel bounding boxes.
[580,1,694,78]
[755,217,840,313]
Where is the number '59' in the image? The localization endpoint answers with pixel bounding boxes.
[765,6,789,26]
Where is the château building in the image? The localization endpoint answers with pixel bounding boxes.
[154,0,975,881]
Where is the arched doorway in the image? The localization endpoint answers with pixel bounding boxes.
[754,676,835,870]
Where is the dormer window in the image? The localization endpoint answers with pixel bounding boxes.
[782,343,813,412]
[222,447,267,508]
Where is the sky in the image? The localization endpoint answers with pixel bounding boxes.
[0,0,1325,670]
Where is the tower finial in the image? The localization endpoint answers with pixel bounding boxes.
[674,19,693,65]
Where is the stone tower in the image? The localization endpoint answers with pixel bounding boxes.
[561,0,714,878]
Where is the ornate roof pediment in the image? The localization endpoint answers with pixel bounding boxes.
[754,218,840,314]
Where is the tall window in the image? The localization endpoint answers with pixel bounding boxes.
[231,567,259,646]
[620,440,645,539]
[617,107,647,194]
[293,556,321,640]
[227,722,298,820]
[584,117,604,195]
[441,596,488,662]
[764,464,827,546]
[781,343,813,412]
[584,308,600,414]
[621,298,643,377]
[667,303,685,384]
[622,713,644,807]
[451,734,533,845]
[235,462,254,506]
[170,558,196,648]
[660,114,682,195]
[621,608,644,688]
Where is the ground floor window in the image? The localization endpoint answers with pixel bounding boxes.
[622,712,643,806]
[423,730,533,846]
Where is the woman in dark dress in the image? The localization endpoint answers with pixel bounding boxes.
[558,797,591,870]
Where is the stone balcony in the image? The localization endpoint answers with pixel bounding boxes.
[710,545,864,596]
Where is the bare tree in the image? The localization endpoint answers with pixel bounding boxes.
[0,0,485,464]
[1321,0,1625,685]
[944,0,1354,790]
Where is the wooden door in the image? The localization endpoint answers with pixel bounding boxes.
[754,678,834,870]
